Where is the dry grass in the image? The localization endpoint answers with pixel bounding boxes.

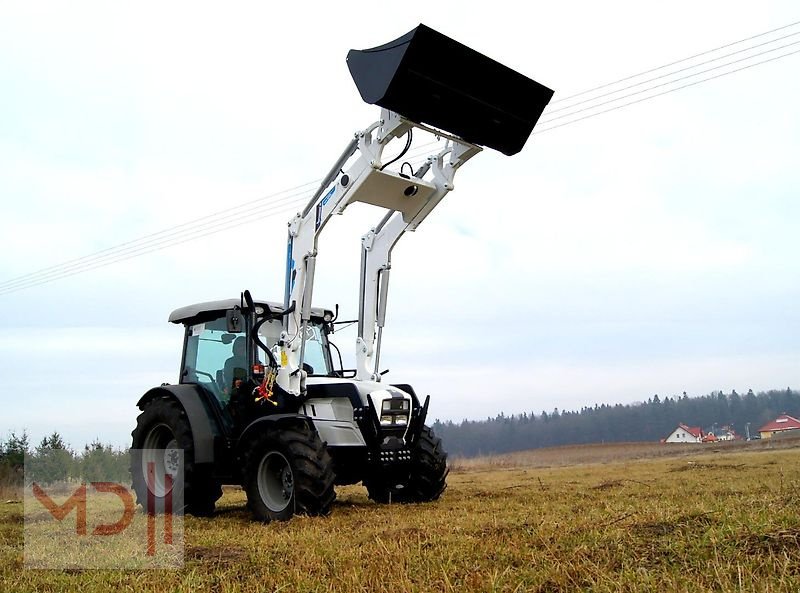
[3,442,800,592]
[449,436,800,472]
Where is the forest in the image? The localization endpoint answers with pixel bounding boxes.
[432,388,799,457]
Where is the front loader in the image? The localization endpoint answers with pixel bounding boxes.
[130,24,554,522]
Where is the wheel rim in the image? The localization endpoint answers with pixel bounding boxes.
[257,451,294,513]
[142,423,181,497]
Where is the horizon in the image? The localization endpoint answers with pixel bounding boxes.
[3,385,796,450]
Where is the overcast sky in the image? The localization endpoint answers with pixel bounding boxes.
[1,2,798,449]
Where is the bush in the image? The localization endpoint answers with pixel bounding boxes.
[78,441,130,484]
[25,433,76,485]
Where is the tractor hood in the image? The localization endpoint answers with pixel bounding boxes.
[306,377,412,408]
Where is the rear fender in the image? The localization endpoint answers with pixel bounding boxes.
[136,384,221,464]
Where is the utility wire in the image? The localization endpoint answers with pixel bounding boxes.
[0,179,319,288]
[2,20,799,295]
[544,29,800,116]
[0,197,310,296]
[533,47,800,135]
[550,19,800,104]
[538,38,800,126]
[0,152,437,296]
[0,186,316,291]
[0,142,439,294]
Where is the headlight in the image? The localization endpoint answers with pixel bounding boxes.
[380,414,408,426]
[381,399,410,412]
[378,396,410,426]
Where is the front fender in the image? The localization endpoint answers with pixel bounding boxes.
[235,414,316,456]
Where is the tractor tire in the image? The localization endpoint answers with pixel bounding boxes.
[130,395,222,517]
[365,425,449,503]
[241,423,336,523]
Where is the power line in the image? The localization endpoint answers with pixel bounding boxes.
[0,197,310,296]
[533,47,800,135]
[550,19,800,104]
[0,186,316,291]
[544,29,800,117]
[0,179,319,288]
[0,152,437,296]
[0,142,440,294]
[538,38,800,127]
[3,20,799,296]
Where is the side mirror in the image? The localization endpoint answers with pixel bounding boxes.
[226,308,243,333]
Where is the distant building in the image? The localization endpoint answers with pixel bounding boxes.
[665,424,704,443]
[758,414,800,439]
[703,425,739,442]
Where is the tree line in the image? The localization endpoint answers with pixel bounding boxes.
[0,431,129,489]
[432,388,799,457]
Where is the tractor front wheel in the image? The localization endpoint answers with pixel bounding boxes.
[241,423,336,522]
[365,425,449,503]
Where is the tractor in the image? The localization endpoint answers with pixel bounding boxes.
[130,24,553,522]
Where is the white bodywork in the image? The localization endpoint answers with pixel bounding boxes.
[275,108,481,397]
[302,377,413,446]
[301,396,367,447]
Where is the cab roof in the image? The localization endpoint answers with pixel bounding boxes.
[168,298,333,325]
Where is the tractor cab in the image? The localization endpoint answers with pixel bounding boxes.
[168,299,336,410]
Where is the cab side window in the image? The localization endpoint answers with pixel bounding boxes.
[183,317,246,406]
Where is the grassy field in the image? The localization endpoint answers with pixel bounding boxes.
[3,441,800,592]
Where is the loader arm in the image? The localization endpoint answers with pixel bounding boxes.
[355,134,482,381]
[274,24,554,396]
[276,110,480,394]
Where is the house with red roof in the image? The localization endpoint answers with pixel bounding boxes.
[758,414,800,439]
[703,425,739,442]
[664,423,704,443]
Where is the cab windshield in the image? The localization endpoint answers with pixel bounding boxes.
[256,317,332,376]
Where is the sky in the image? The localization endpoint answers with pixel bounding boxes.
[1,1,798,449]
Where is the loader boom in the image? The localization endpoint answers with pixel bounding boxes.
[274,24,554,396]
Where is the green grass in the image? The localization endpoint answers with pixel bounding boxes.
[3,443,800,592]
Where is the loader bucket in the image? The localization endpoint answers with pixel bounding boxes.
[347,24,554,156]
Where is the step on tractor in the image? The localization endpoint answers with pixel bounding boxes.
[130,24,553,522]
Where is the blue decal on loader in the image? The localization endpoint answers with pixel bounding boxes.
[316,186,335,230]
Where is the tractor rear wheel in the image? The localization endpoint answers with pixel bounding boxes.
[241,423,335,522]
[130,395,222,516]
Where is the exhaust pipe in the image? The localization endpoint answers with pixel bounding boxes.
[347,24,554,156]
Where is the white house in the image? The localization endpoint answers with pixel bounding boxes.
[664,423,704,443]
